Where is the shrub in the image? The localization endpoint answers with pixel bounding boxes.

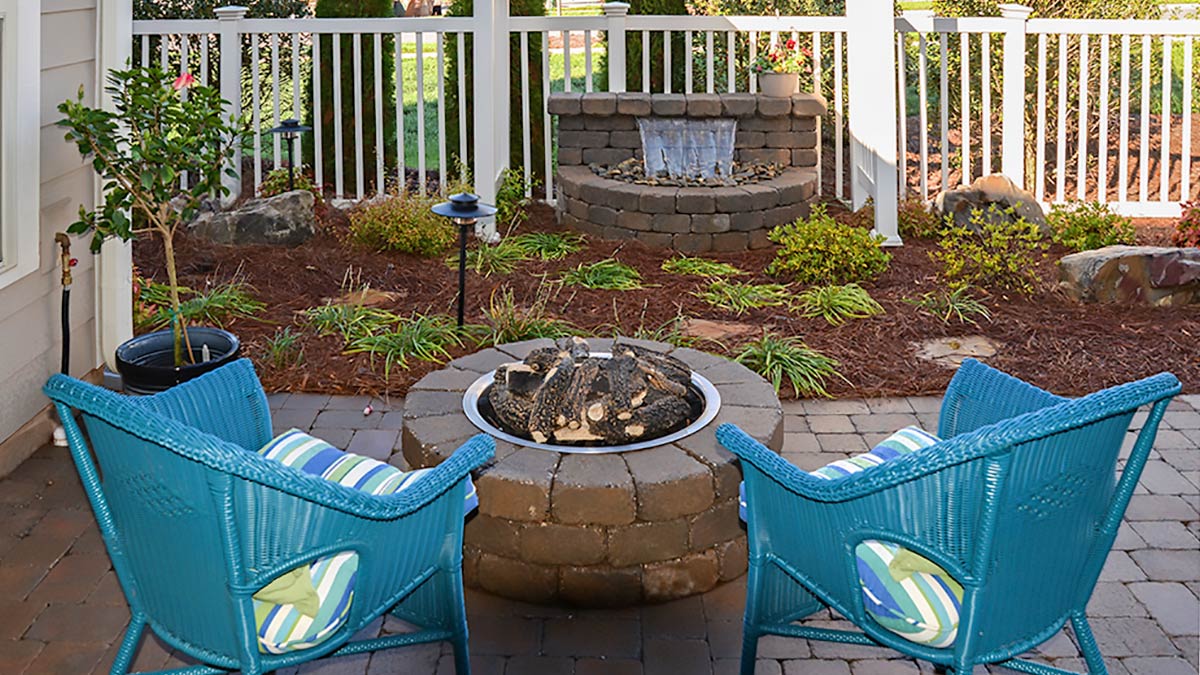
[794,284,884,326]
[1173,201,1200,248]
[905,286,992,325]
[1047,202,1135,252]
[561,259,643,290]
[694,280,792,314]
[495,168,536,232]
[259,166,321,200]
[898,198,943,240]
[348,192,456,256]
[735,332,844,398]
[766,204,891,285]
[931,205,1048,294]
[661,255,745,278]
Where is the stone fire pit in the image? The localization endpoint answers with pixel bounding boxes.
[401,337,783,606]
[549,92,826,252]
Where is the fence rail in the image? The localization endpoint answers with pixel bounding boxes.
[132,3,1193,244]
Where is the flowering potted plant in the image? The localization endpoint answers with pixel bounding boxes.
[752,39,810,97]
[58,66,247,393]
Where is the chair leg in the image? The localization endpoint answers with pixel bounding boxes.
[110,616,148,675]
[739,625,760,675]
[447,567,471,675]
[1070,614,1108,675]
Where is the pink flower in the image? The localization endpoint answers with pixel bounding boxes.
[173,72,196,91]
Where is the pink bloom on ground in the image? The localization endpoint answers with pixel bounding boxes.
[173,73,196,91]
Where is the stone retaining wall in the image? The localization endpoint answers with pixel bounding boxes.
[548,92,826,252]
[401,337,785,607]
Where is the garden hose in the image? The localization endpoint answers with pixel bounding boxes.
[52,233,77,447]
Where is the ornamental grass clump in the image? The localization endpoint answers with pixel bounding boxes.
[509,232,586,260]
[735,332,844,398]
[766,204,891,285]
[349,192,457,256]
[477,286,577,345]
[58,66,245,365]
[561,258,643,290]
[661,255,745,278]
[345,312,468,379]
[694,280,792,314]
[1047,202,1135,252]
[931,205,1048,294]
[137,280,264,331]
[447,240,530,277]
[905,285,991,325]
[794,283,884,326]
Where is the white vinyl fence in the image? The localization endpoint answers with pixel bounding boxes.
[131,2,1194,244]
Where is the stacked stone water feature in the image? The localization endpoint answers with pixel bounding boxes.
[549,92,827,252]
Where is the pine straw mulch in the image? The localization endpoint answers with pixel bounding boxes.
[133,201,1199,400]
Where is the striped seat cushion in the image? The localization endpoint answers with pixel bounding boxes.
[856,539,963,648]
[253,551,359,654]
[738,426,940,520]
[259,429,478,512]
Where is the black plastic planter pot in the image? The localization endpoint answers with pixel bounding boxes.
[115,327,241,395]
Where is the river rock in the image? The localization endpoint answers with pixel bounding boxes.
[1058,245,1200,306]
[934,173,1048,235]
[191,190,315,246]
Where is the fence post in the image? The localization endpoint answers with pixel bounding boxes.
[845,0,900,245]
[216,5,247,204]
[473,0,511,242]
[604,2,630,93]
[999,3,1033,187]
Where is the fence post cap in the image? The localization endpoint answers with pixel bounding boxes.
[602,2,631,17]
[214,5,249,19]
[998,3,1034,19]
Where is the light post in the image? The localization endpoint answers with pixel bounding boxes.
[265,118,313,191]
[432,193,497,328]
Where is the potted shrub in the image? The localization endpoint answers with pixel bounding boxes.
[752,39,810,97]
[59,66,248,393]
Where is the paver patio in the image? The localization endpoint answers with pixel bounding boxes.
[2,393,1196,675]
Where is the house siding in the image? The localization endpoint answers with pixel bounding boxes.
[0,1,99,453]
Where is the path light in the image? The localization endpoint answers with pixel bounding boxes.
[266,118,313,191]
[432,193,497,328]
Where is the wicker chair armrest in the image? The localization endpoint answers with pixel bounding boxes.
[719,368,1179,503]
[44,372,495,520]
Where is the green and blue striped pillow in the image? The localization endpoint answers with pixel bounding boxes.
[856,539,963,648]
[810,426,940,480]
[253,551,359,654]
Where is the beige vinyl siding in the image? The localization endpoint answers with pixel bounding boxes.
[0,1,98,447]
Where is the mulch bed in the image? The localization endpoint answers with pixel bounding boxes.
[134,200,1199,399]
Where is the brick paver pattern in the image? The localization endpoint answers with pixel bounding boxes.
[2,393,1197,674]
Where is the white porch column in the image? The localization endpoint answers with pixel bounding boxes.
[472,0,510,242]
[95,0,134,372]
[216,6,247,204]
[999,4,1033,187]
[845,0,900,245]
[604,2,630,93]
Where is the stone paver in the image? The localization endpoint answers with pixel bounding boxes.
[0,394,1193,674]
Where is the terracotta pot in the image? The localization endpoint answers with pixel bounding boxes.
[758,72,798,97]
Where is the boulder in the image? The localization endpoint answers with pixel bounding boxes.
[1058,245,1200,306]
[191,190,315,246]
[934,174,1048,235]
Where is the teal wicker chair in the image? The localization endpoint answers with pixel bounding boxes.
[44,359,494,675]
[718,359,1180,675]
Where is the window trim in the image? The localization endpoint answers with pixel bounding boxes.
[0,0,40,290]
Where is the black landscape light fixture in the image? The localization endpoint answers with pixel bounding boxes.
[432,193,497,328]
[266,118,313,191]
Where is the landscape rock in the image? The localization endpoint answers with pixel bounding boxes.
[191,190,315,246]
[1058,245,1200,306]
[914,336,999,368]
[934,174,1048,235]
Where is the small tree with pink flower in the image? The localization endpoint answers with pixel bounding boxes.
[58,66,246,365]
